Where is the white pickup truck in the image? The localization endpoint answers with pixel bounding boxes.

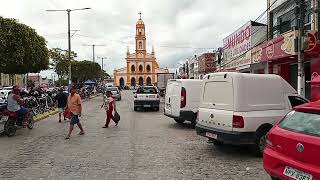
[133,86,160,111]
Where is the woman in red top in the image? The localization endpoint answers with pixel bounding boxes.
[101,91,118,128]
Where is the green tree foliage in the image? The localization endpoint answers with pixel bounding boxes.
[71,60,102,82]
[49,48,77,84]
[0,17,49,74]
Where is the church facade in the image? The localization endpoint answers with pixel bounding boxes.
[113,17,168,87]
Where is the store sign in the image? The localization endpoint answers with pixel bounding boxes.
[223,22,252,61]
[257,30,298,62]
[305,32,317,52]
[225,50,251,70]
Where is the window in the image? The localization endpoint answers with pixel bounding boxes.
[280,111,320,137]
[139,42,142,49]
[139,65,143,72]
[146,65,151,72]
[131,65,135,72]
[288,96,308,108]
[137,87,157,94]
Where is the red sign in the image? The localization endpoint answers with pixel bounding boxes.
[305,32,317,52]
[258,31,297,62]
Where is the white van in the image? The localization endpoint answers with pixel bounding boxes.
[164,79,202,126]
[195,72,308,156]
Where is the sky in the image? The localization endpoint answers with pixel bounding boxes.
[0,0,266,78]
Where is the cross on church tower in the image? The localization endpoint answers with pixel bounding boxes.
[138,11,142,20]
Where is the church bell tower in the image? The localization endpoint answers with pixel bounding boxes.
[135,12,146,55]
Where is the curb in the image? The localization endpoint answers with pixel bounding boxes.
[34,109,59,122]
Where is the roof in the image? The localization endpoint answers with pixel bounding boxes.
[136,19,144,25]
[294,101,320,113]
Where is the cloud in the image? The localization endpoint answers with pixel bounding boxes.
[0,0,266,77]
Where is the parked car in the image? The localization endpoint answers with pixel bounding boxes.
[263,101,320,180]
[195,72,308,156]
[0,90,11,105]
[106,86,121,101]
[134,86,160,111]
[164,79,202,126]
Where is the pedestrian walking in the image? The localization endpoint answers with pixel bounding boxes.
[55,87,68,123]
[65,87,85,139]
[101,91,119,128]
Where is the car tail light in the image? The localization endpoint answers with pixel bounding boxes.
[180,87,186,108]
[232,115,244,128]
[157,94,159,98]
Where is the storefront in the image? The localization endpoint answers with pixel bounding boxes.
[255,30,320,101]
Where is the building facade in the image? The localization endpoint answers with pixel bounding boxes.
[265,0,320,100]
[198,53,216,79]
[113,17,168,87]
[0,74,25,88]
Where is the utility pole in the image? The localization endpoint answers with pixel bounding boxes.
[296,0,306,96]
[98,57,108,71]
[83,44,106,62]
[46,8,91,91]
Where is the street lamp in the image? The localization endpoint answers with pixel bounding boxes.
[46,8,91,91]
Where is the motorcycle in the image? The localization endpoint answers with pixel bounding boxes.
[0,106,34,137]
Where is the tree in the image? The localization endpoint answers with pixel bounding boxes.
[49,48,77,85]
[0,17,49,74]
[71,60,102,82]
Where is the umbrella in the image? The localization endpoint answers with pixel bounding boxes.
[83,80,96,85]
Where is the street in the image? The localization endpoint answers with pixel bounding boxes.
[0,91,269,180]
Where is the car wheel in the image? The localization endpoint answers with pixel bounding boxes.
[174,118,185,124]
[119,97,121,101]
[253,128,270,157]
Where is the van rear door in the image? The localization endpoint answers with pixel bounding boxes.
[199,75,234,132]
[165,81,181,117]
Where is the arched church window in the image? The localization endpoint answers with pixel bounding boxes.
[139,42,142,49]
[131,65,135,72]
[146,65,151,72]
[139,65,143,72]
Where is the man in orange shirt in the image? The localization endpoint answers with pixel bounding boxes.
[65,87,85,139]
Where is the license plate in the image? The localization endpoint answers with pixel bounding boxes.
[206,132,218,139]
[283,167,313,180]
[144,105,151,107]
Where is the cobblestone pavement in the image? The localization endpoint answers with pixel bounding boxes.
[0,91,270,180]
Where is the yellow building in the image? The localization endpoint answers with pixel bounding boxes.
[114,16,168,87]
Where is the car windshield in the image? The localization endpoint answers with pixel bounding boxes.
[137,87,157,94]
[280,110,320,137]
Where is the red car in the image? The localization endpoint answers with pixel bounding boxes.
[263,101,320,180]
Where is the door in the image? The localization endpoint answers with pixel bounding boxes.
[199,74,234,131]
[289,64,298,91]
[165,81,181,117]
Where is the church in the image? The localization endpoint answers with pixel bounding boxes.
[113,15,168,87]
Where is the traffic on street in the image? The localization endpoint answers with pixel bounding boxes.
[0,91,270,180]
